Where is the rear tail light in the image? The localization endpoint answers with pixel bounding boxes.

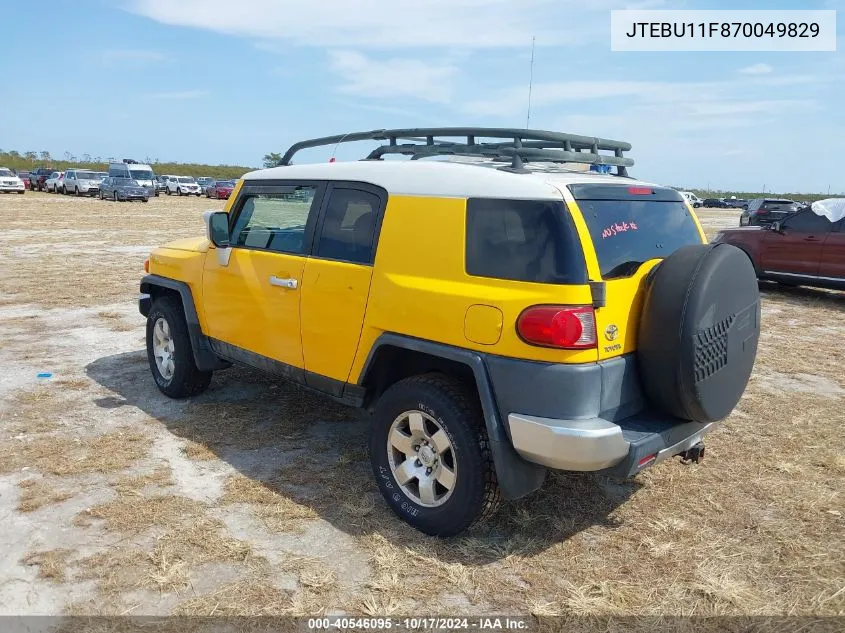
[757,208,768,214]
[517,306,597,349]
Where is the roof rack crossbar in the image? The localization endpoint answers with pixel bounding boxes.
[277,127,634,175]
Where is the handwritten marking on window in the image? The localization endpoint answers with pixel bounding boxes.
[601,221,639,239]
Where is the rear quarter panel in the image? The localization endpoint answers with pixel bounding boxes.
[348,194,597,384]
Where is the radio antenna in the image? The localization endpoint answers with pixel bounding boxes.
[526,36,536,128]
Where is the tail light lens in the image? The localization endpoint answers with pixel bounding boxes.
[757,208,768,214]
[517,306,597,349]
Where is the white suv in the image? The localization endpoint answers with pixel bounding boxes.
[63,169,104,196]
[166,176,202,196]
[0,167,25,194]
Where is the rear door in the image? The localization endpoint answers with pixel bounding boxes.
[300,183,386,392]
[760,209,831,277]
[563,184,706,361]
[819,219,845,282]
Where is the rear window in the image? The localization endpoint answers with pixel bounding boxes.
[570,184,703,279]
[465,198,587,284]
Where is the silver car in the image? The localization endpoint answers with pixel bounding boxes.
[63,169,104,196]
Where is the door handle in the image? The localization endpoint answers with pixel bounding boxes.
[269,276,298,289]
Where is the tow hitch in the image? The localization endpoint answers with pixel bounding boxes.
[679,442,705,465]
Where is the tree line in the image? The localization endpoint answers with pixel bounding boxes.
[0,149,255,180]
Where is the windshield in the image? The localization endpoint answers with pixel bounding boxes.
[129,169,153,181]
[572,185,703,279]
[77,171,98,180]
[0,169,13,177]
[98,172,108,178]
[177,177,195,183]
[115,178,140,187]
[216,180,235,187]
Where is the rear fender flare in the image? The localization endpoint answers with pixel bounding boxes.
[360,333,546,500]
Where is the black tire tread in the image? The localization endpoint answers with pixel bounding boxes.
[146,296,212,398]
[372,372,501,535]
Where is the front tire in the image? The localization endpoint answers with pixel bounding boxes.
[369,373,500,536]
[146,296,212,399]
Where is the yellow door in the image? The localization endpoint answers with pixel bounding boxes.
[300,184,384,385]
[201,183,324,369]
[203,248,305,368]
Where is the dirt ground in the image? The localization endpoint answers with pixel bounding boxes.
[0,191,843,620]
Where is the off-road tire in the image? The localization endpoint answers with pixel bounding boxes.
[146,296,212,399]
[369,373,501,536]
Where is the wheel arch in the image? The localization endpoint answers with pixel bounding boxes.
[359,333,546,500]
[140,274,229,372]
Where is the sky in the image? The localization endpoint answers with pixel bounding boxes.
[2,0,843,193]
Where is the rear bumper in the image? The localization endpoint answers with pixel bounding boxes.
[508,411,716,476]
[487,352,720,477]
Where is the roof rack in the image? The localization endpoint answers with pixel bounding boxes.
[278,127,634,177]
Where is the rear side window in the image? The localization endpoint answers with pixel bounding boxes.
[465,198,587,284]
[571,185,703,279]
[316,188,382,264]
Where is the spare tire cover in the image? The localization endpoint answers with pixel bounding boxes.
[638,243,760,423]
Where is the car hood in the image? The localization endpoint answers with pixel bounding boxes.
[158,237,210,252]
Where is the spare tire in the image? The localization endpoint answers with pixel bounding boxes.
[638,243,760,423]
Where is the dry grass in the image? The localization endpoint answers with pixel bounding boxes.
[17,478,74,512]
[109,464,174,496]
[173,578,292,616]
[79,517,254,594]
[82,493,206,533]
[2,429,151,476]
[22,549,73,582]
[220,473,318,531]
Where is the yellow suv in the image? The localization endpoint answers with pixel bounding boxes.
[140,128,760,536]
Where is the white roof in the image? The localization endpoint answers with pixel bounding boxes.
[243,160,655,200]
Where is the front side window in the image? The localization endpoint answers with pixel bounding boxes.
[465,198,588,284]
[783,210,832,234]
[231,186,318,254]
[316,188,381,264]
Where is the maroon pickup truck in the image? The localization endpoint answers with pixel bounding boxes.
[29,167,55,191]
[713,206,844,291]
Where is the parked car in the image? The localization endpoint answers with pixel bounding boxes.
[29,167,55,191]
[155,175,168,194]
[16,170,31,189]
[44,171,65,193]
[166,176,202,196]
[205,179,235,199]
[0,167,26,194]
[680,191,703,208]
[99,176,149,202]
[724,198,748,210]
[63,169,104,196]
[197,177,214,190]
[138,126,760,536]
[702,198,728,208]
[740,198,799,226]
[109,161,157,198]
[714,200,844,290]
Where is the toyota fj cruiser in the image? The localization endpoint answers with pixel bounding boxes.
[139,128,760,536]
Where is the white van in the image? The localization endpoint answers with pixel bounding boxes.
[108,161,157,198]
[680,191,703,208]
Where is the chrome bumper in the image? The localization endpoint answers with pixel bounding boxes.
[508,412,717,472]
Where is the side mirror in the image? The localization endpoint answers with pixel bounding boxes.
[205,211,230,247]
